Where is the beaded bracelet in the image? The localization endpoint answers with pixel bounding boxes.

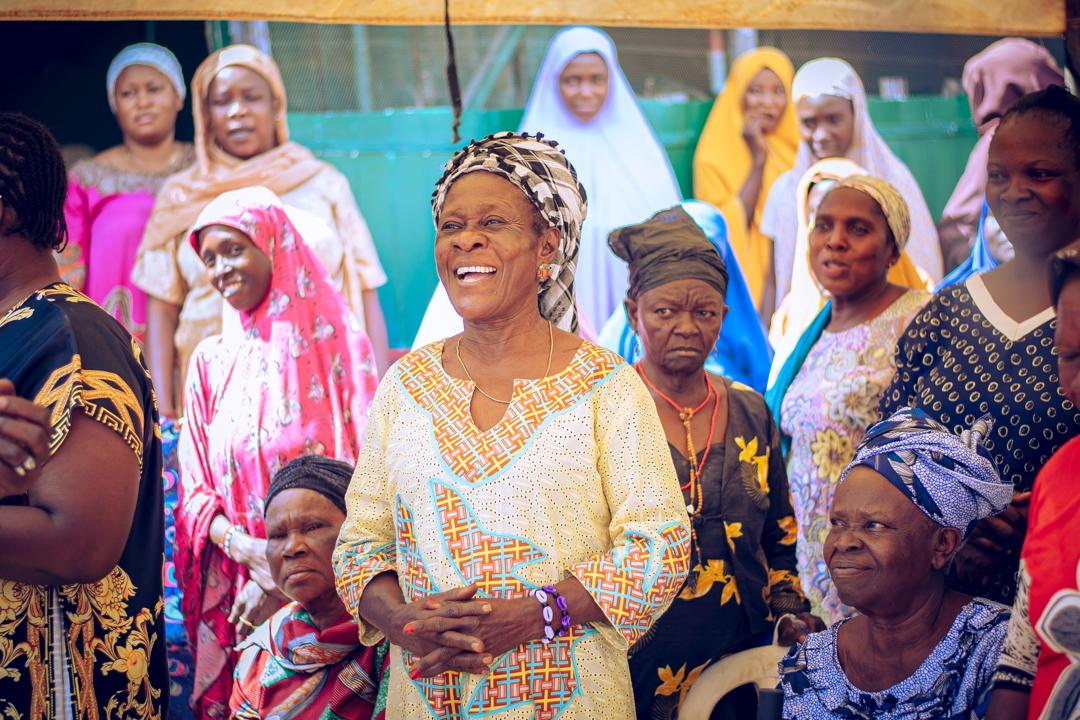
[528,585,571,644]
[222,525,239,561]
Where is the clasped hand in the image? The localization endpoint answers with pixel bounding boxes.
[390,584,541,678]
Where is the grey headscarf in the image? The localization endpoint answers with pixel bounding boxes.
[431,131,587,333]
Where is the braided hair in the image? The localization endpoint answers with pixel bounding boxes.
[264,455,353,516]
[0,113,68,252]
[999,85,1080,167]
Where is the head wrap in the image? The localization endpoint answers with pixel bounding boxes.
[839,407,1012,539]
[608,205,729,300]
[265,454,354,515]
[431,131,588,333]
[1050,240,1080,305]
[827,174,911,252]
[106,43,186,114]
[964,39,1064,133]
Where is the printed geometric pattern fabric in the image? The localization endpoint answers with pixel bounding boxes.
[398,341,621,484]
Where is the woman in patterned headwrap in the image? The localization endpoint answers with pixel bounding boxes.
[333,132,690,719]
[766,175,932,622]
[779,407,1014,719]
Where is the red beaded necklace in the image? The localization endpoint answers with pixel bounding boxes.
[635,362,720,495]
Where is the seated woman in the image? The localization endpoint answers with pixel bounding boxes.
[881,86,1080,605]
[333,132,691,718]
[762,57,942,298]
[779,407,1014,719]
[766,175,931,622]
[694,47,800,313]
[413,25,682,344]
[134,44,388,419]
[231,455,388,719]
[597,200,773,392]
[987,242,1080,720]
[177,187,378,717]
[61,42,194,340]
[609,206,821,719]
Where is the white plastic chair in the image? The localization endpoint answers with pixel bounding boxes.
[678,644,788,720]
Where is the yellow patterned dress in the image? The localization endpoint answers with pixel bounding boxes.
[0,283,166,719]
[333,340,691,719]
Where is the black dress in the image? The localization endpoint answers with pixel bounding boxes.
[630,378,808,720]
[0,284,167,719]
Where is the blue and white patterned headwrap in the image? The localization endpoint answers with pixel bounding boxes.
[839,407,1013,539]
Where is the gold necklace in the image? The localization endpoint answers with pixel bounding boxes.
[455,322,554,405]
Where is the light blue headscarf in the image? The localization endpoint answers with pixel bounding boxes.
[597,200,773,391]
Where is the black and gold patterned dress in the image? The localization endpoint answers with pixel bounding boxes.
[881,275,1080,601]
[629,378,808,720]
[0,283,166,719]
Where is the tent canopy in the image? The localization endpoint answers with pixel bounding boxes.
[6,0,1064,36]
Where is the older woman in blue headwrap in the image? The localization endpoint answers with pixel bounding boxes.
[778,407,1014,719]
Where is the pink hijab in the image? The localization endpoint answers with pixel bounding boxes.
[938,39,1063,269]
[175,186,376,710]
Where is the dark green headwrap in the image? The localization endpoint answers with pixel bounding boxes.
[608,205,729,300]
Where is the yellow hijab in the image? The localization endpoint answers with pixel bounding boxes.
[693,47,800,308]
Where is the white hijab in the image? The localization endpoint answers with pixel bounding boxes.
[411,26,681,348]
[520,27,682,330]
[779,58,943,281]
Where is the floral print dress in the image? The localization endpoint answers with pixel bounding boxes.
[779,290,929,622]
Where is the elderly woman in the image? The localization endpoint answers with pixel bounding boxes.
[133,44,388,419]
[606,206,820,719]
[60,42,194,339]
[333,132,691,718]
[779,407,1013,718]
[413,26,681,344]
[0,113,167,716]
[597,200,773,392]
[231,455,388,718]
[881,86,1080,606]
[694,47,800,312]
[985,243,1080,720]
[177,187,378,717]
[766,175,931,621]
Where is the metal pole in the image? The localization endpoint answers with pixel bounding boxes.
[352,25,375,113]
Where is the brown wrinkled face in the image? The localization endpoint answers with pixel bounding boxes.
[627,278,726,376]
[265,488,346,607]
[808,187,898,300]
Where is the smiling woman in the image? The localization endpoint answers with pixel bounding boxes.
[333,132,691,719]
[176,186,379,717]
[132,44,388,421]
[779,407,1014,720]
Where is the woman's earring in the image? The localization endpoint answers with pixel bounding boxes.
[536,263,556,284]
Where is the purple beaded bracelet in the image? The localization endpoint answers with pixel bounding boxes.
[528,585,571,644]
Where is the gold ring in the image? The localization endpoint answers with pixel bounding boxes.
[237,617,256,630]
[21,458,35,473]
[13,464,26,477]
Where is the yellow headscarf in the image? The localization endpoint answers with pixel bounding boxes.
[767,159,930,384]
[693,47,800,309]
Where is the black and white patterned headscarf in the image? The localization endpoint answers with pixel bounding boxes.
[431,131,587,333]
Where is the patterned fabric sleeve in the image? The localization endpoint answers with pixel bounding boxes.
[992,559,1038,692]
[228,644,266,720]
[333,375,399,645]
[879,296,935,421]
[759,408,810,617]
[567,366,691,649]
